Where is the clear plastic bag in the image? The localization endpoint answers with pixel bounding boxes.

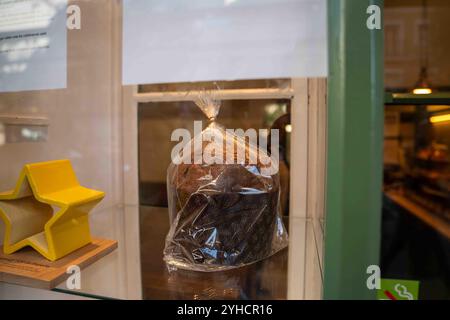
[163,92,288,271]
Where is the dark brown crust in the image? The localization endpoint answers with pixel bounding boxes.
[165,124,281,268]
[166,163,280,267]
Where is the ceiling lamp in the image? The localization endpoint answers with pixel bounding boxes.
[413,67,432,94]
[412,0,433,95]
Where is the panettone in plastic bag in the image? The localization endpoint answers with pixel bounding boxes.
[163,92,288,271]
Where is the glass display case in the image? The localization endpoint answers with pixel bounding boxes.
[0,0,328,300]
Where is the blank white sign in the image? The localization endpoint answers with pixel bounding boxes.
[122,0,327,85]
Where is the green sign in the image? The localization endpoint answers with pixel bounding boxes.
[377,279,420,300]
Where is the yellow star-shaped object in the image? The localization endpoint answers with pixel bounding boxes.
[0,160,105,261]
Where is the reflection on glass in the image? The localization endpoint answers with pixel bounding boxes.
[381,104,450,299]
[0,0,67,92]
[0,123,47,143]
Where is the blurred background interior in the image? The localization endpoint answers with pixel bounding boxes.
[381,0,450,299]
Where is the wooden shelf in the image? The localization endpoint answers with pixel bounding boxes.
[0,238,117,290]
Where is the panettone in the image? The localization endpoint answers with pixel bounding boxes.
[163,94,287,271]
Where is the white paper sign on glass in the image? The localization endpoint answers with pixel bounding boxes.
[123,0,327,85]
[0,0,67,93]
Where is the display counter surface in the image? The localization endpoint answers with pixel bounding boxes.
[0,205,323,300]
[139,206,288,300]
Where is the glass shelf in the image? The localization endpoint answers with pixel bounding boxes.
[0,205,323,300]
